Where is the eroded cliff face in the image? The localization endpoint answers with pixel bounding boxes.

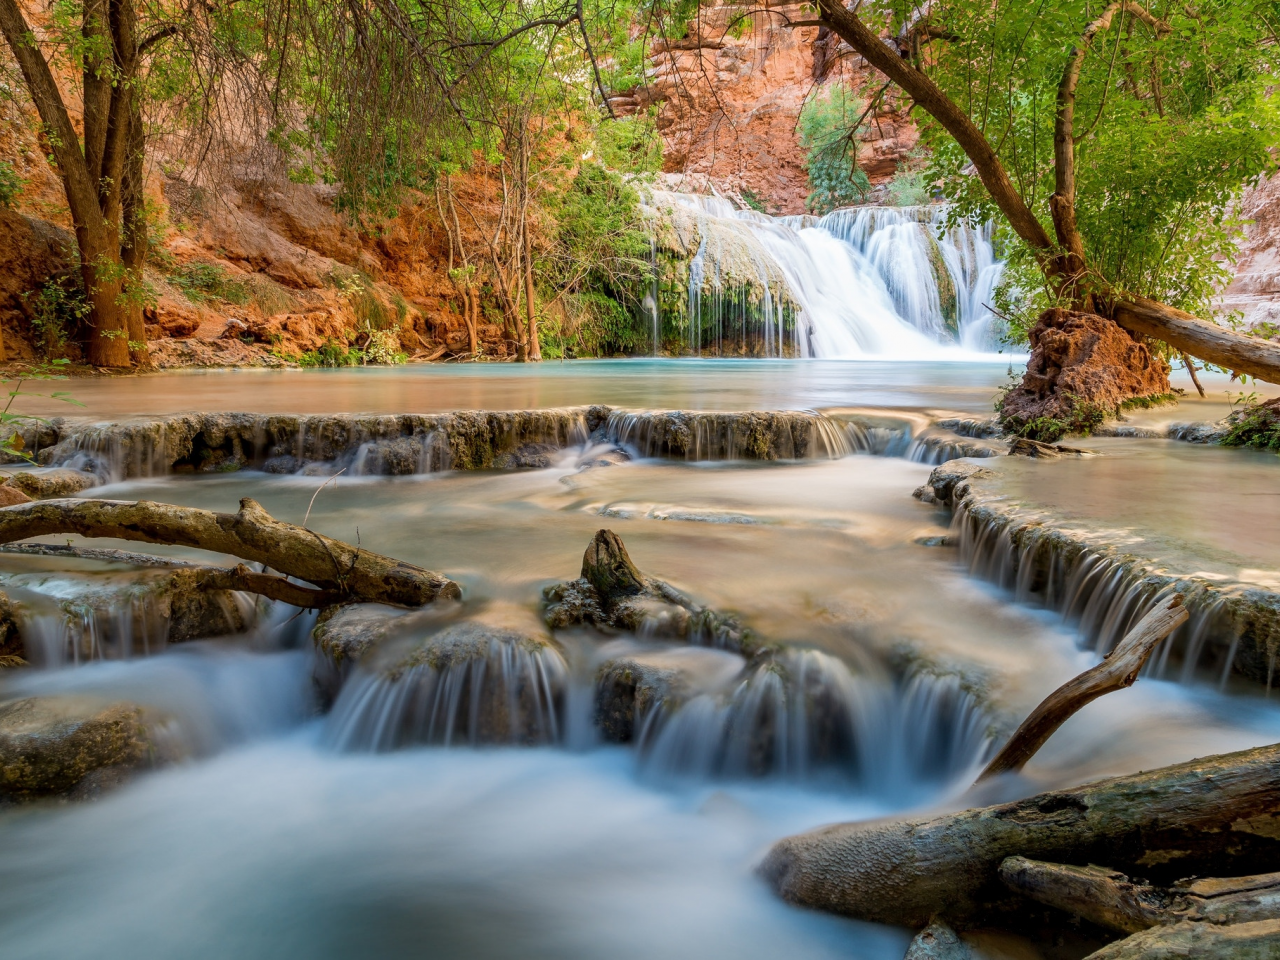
[1220,175,1280,333]
[611,4,919,215]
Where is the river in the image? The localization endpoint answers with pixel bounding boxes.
[0,360,1277,959]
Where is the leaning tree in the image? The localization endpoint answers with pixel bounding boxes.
[793,0,1280,408]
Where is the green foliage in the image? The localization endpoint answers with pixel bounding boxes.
[0,360,83,463]
[799,84,872,214]
[171,262,250,306]
[544,162,651,356]
[892,0,1280,316]
[739,188,767,214]
[885,166,931,207]
[1222,398,1280,453]
[22,278,90,357]
[363,329,408,364]
[1005,399,1108,443]
[297,339,363,367]
[0,161,20,208]
[595,112,662,174]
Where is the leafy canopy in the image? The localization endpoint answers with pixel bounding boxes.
[868,0,1280,328]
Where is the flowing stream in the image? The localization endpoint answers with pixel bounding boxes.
[1,361,1278,959]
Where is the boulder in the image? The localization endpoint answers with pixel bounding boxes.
[4,468,98,499]
[0,485,31,507]
[0,696,175,800]
[544,530,757,653]
[923,461,996,509]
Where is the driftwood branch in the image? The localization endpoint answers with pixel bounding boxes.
[1086,918,1280,959]
[1000,856,1280,934]
[978,594,1187,780]
[0,498,459,607]
[761,741,1280,927]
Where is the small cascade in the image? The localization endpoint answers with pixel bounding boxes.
[954,503,1251,688]
[14,591,170,667]
[603,410,864,461]
[324,625,570,751]
[635,650,994,793]
[643,189,1006,357]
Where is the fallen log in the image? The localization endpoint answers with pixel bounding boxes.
[760,742,1280,928]
[1085,918,1280,959]
[1000,857,1280,933]
[0,498,459,607]
[978,596,1188,780]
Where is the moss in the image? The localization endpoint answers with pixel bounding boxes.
[1222,398,1280,453]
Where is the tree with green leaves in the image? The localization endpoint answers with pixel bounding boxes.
[0,0,259,367]
[803,0,1280,388]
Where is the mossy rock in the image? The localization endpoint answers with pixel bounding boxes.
[0,696,176,800]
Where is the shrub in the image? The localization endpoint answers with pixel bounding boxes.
[363,329,407,365]
[1222,397,1280,452]
[298,339,362,367]
[22,278,89,356]
[886,167,932,206]
[171,262,250,305]
[799,84,872,214]
[0,161,21,208]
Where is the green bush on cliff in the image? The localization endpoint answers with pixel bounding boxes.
[799,84,872,215]
[542,163,650,356]
[0,161,20,208]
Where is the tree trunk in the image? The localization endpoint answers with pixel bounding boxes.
[978,595,1187,781]
[0,497,460,606]
[1110,296,1280,384]
[524,225,540,361]
[121,98,149,366]
[80,235,130,367]
[761,742,1280,928]
[0,0,135,368]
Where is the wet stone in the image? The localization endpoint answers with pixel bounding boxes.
[493,442,561,470]
[0,696,178,801]
[3,468,97,499]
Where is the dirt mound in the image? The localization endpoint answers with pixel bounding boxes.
[1000,309,1170,437]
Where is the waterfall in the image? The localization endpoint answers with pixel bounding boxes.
[643,190,1006,358]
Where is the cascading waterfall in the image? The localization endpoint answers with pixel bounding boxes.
[644,189,1006,358]
[634,651,994,793]
[953,503,1250,689]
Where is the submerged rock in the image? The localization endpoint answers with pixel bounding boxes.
[595,646,746,743]
[544,529,758,653]
[0,696,176,801]
[493,442,561,469]
[904,921,971,960]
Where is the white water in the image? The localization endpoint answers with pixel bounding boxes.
[653,193,1006,359]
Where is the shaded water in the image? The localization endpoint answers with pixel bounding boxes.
[2,362,1279,959]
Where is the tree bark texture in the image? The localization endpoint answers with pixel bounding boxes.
[1085,918,1280,959]
[1000,856,1280,933]
[761,742,1280,928]
[0,497,460,606]
[978,595,1187,780]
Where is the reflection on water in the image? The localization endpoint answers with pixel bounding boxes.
[26,358,1020,417]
